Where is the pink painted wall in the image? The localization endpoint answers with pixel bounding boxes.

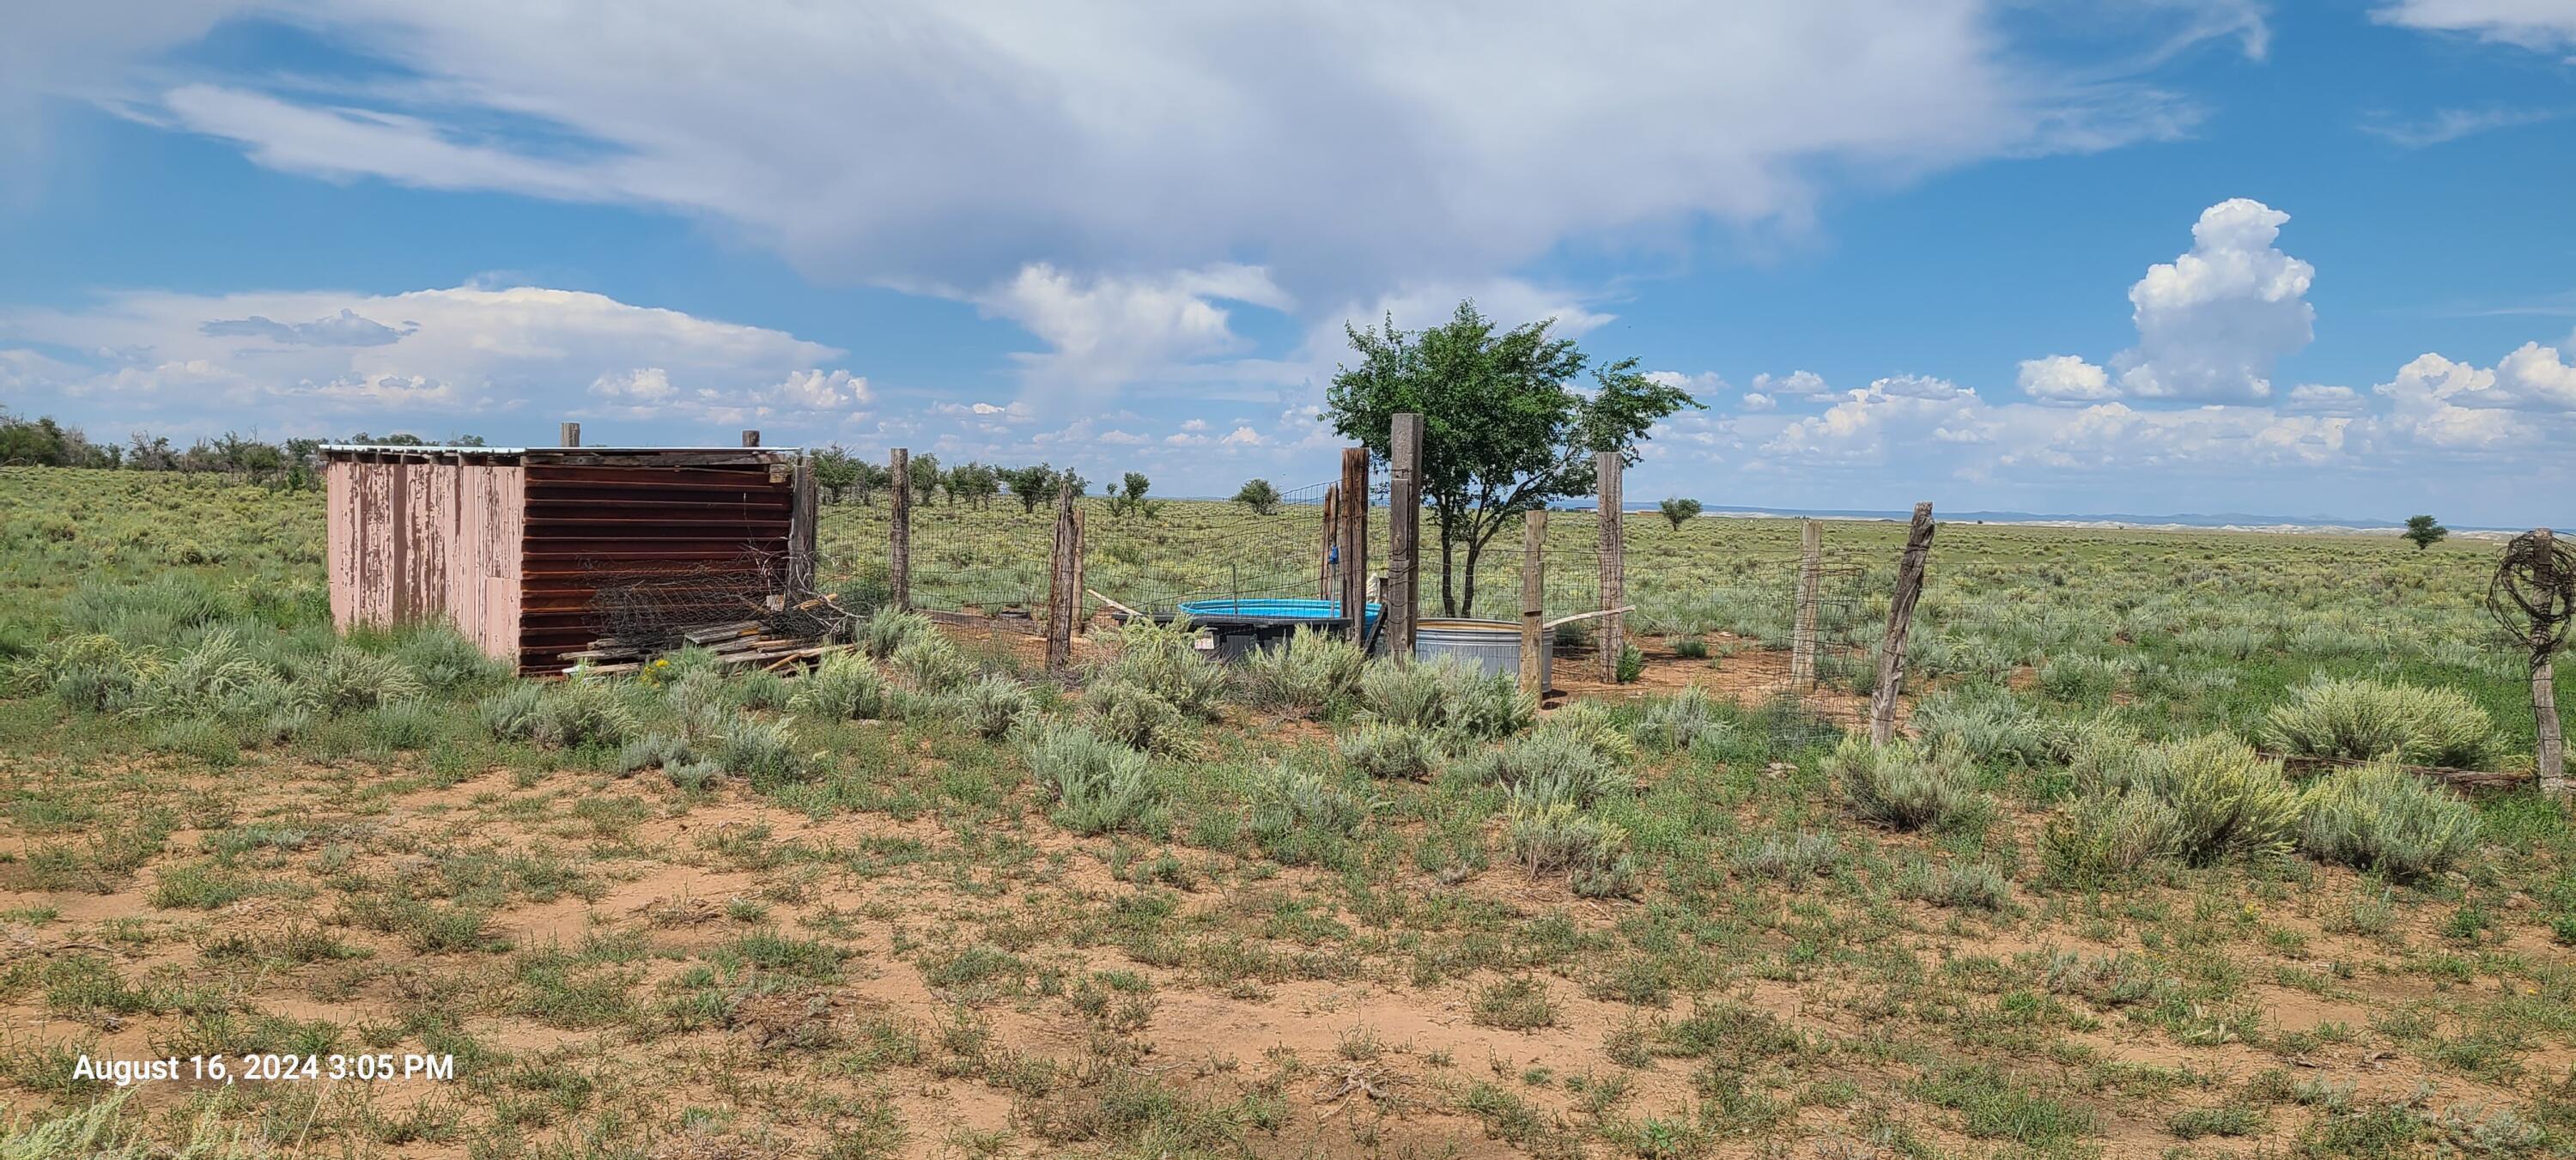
[325,457,525,665]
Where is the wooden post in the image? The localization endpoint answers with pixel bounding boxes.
[788,455,818,596]
[1790,519,1822,684]
[1340,446,1371,645]
[1520,511,1547,698]
[558,422,580,448]
[2534,529,2567,801]
[1387,413,1423,661]
[1046,482,1079,671]
[1319,485,1340,603]
[1868,502,1935,745]
[740,429,761,448]
[888,448,911,610]
[1596,452,1625,683]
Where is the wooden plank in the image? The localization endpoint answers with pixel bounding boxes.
[1387,412,1422,661]
[1868,502,1935,746]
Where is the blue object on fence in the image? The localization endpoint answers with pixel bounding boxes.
[1178,598,1380,638]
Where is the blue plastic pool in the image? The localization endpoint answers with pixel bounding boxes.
[1177,598,1381,639]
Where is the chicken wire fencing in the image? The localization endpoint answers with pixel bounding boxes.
[1080,479,1338,618]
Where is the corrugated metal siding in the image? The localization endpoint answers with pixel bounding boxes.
[517,462,793,672]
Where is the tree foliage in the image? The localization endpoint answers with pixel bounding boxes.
[2402,514,2447,551]
[1658,497,1703,530]
[1324,301,1699,615]
[1233,478,1282,516]
[1108,471,1159,519]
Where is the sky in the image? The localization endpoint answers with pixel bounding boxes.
[1,1,2573,525]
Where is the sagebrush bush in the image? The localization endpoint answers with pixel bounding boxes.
[1340,722,1443,780]
[1893,858,2013,912]
[949,674,1034,739]
[1357,657,1531,740]
[854,607,938,660]
[361,698,444,750]
[1025,723,1162,835]
[301,646,424,714]
[1729,830,1843,884]
[1911,686,2063,769]
[2298,760,2480,881]
[480,681,633,748]
[890,632,971,694]
[2262,677,2492,768]
[391,627,508,694]
[1093,616,1228,718]
[1458,728,1631,809]
[2131,733,2301,865]
[1249,765,1375,864]
[2038,792,2182,886]
[1239,628,1364,713]
[1505,801,1637,897]
[1541,701,1637,764]
[1082,679,1190,753]
[788,653,893,720]
[716,717,805,787]
[1632,686,1732,753]
[1827,737,1984,831]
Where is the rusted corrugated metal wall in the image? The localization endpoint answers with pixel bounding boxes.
[325,455,525,661]
[517,461,793,672]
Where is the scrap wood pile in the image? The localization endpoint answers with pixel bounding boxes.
[562,605,854,676]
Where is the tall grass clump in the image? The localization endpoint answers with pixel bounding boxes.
[298,646,424,714]
[1093,616,1230,719]
[2298,761,2481,881]
[1911,686,2063,770]
[949,674,1034,739]
[1249,764,1376,865]
[1456,727,1631,809]
[1506,802,1637,898]
[1358,657,1532,741]
[788,653,894,720]
[889,632,971,694]
[1025,723,1163,835]
[2262,677,2492,768]
[1239,628,1365,713]
[479,681,634,748]
[2039,793,2182,887]
[1826,737,1984,831]
[391,626,510,694]
[1082,679,1191,754]
[854,607,939,660]
[1340,722,1444,780]
[1631,686,1733,753]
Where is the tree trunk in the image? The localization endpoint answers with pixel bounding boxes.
[1460,535,1482,620]
[1437,509,1459,616]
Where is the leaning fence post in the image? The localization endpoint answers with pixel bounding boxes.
[1319,484,1340,604]
[1340,446,1371,645]
[1869,502,1935,745]
[1521,510,1547,699]
[1046,482,1079,671]
[1596,451,1625,683]
[888,447,911,610]
[2532,529,2567,800]
[1388,413,1423,661]
[1790,519,1822,685]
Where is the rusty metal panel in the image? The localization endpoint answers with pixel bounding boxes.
[516,461,794,672]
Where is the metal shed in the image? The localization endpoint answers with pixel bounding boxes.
[323,444,817,674]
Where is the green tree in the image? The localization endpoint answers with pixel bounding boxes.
[2403,514,2448,551]
[811,446,861,503]
[906,452,942,507]
[1325,301,1700,616]
[1233,478,1282,515]
[1109,471,1158,518]
[998,465,1058,513]
[1658,497,1702,530]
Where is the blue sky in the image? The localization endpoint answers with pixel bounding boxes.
[2,2,2573,524]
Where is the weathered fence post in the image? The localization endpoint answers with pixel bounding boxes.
[788,454,818,597]
[1869,502,1935,745]
[1046,482,1080,671]
[1790,519,1822,685]
[2534,528,2567,800]
[1319,485,1340,603]
[1388,413,1423,661]
[1596,452,1625,683]
[888,448,911,610]
[558,422,580,448]
[1340,447,1371,645]
[740,429,761,448]
[1521,510,1547,699]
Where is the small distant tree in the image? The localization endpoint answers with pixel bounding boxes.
[2403,514,2448,551]
[1658,497,1702,530]
[947,462,1000,509]
[1234,478,1282,515]
[1109,471,1159,519]
[852,460,891,505]
[998,465,1057,513]
[907,452,942,507]
[811,446,860,504]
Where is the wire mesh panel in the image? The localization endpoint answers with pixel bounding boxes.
[1081,480,1334,617]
